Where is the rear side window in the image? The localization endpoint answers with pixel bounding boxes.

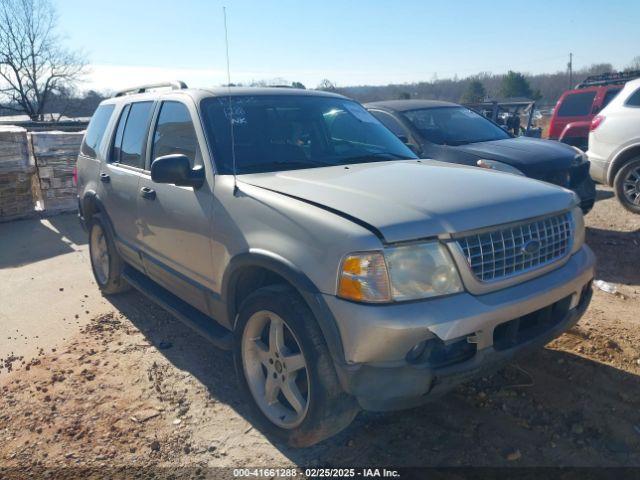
[626,88,640,107]
[111,101,154,168]
[557,92,596,117]
[602,88,622,108]
[81,105,114,158]
[151,101,201,167]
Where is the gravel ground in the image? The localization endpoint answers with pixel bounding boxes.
[1,186,639,476]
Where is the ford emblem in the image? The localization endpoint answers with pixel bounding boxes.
[522,239,541,256]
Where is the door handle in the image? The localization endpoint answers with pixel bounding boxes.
[140,186,156,200]
[99,173,110,183]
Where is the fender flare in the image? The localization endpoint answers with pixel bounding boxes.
[80,191,120,255]
[607,143,640,184]
[222,249,347,365]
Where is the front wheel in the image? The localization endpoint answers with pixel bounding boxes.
[233,285,359,447]
[614,157,640,214]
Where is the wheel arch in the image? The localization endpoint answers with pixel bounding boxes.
[222,249,346,365]
[80,190,101,225]
[608,143,640,185]
[80,191,120,254]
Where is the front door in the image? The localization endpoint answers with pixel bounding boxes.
[136,100,215,314]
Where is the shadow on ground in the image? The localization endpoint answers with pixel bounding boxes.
[0,212,85,269]
[586,225,640,286]
[595,189,614,202]
[105,290,640,467]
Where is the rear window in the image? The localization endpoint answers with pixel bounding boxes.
[626,88,640,107]
[81,105,115,158]
[557,92,596,117]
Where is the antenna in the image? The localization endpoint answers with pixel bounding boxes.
[223,6,238,195]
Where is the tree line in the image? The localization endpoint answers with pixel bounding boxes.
[319,61,639,107]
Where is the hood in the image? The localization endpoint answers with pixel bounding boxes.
[452,137,577,172]
[240,160,577,243]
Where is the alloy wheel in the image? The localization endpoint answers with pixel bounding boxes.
[622,165,640,206]
[241,310,310,429]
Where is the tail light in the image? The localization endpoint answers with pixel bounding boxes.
[72,166,78,186]
[590,115,605,131]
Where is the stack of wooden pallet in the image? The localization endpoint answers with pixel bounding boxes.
[30,131,83,214]
[0,126,35,221]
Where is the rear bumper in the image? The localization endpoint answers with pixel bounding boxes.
[325,246,595,411]
[587,152,610,185]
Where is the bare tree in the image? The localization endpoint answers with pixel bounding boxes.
[626,56,640,71]
[0,0,86,120]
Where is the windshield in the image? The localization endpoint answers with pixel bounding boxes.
[404,106,511,146]
[201,95,417,174]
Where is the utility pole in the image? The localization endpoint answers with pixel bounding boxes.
[568,52,573,89]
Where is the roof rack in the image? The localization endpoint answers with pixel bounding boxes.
[114,81,188,97]
[576,70,640,89]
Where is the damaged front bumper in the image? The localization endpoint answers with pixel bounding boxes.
[324,246,595,411]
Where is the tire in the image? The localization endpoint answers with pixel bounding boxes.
[613,157,640,214]
[88,214,131,294]
[233,284,359,447]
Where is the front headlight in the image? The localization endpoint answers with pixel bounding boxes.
[337,242,463,303]
[477,159,525,176]
[571,206,585,254]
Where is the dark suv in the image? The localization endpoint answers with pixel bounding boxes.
[548,70,640,151]
[366,100,596,213]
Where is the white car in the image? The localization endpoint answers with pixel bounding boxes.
[588,78,640,213]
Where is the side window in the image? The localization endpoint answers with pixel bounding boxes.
[152,101,201,167]
[626,88,640,107]
[557,92,596,117]
[113,101,154,169]
[602,88,621,108]
[81,104,115,158]
[111,104,130,164]
[370,110,407,137]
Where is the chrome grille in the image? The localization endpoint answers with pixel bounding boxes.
[456,212,573,282]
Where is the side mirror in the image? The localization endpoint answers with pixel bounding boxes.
[151,154,204,189]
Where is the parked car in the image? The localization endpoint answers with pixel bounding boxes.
[548,70,640,151]
[587,78,640,213]
[365,100,596,213]
[77,83,594,447]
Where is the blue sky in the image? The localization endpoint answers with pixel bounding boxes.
[56,0,640,92]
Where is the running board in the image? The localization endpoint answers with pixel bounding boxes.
[123,266,233,350]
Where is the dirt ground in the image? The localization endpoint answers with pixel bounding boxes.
[1,186,639,475]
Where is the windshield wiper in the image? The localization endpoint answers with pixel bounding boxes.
[340,152,415,164]
[240,160,327,173]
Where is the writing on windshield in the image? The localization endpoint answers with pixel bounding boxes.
[201,95,416,174]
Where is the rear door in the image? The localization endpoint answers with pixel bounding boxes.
[137,99,215,313]
[99,101,155,266]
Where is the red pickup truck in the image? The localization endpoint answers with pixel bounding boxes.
[548,70,640,151]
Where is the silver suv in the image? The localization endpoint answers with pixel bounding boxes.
[77,82,595,447]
